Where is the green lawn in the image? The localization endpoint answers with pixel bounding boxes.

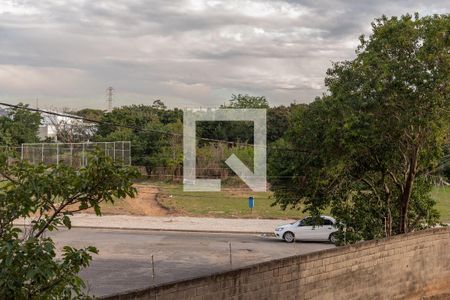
[156,182,450,221]
[156,183,305,219]
[432,186,450,222]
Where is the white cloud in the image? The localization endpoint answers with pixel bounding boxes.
[0,0,40,15]
[0,0,447,109]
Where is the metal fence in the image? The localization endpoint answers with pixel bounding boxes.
[21,141,131,168]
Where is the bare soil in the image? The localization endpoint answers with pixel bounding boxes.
[87,184,169,216]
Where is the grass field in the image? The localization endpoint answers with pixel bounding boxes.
[156,183,306,219]
[157,182,450,221]
[432,186,450,222]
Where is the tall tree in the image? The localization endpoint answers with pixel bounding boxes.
[270,13,449,241]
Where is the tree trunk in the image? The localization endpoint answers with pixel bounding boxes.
[383,182,392,237]
[398,146,419,234]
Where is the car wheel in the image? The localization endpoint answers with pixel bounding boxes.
[283,231,295,243]
[329,233,337,244]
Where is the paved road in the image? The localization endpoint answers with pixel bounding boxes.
[50,228,334,298]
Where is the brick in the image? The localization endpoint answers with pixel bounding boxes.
[105,228,450,300]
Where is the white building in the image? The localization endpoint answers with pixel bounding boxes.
[38,123,58,141]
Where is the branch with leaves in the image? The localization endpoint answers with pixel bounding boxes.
[0,150,138,299]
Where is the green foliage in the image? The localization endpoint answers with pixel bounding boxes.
[444,166,450,181]
[0,151,138,298]
[0,104,41,145]
[196,120,255,145]
[145,121,183,172]
[221,94,269,109]
[197,94,300,145]
[196,144,254,175]
[197,94,269,145]
[270,13,449,243]
[88,97,303,178]
[72,108,105,122]
[267,104,306,143]
[90,97,295,177]
[94,104,183,173]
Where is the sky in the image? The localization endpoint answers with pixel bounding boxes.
[0,0,448,110]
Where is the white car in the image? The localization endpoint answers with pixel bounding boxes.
[274,215,338,243]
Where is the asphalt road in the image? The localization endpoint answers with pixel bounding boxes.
[50,228,334,298]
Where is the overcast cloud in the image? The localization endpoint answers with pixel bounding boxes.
[0,0,448,109]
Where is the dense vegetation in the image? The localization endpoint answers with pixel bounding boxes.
[74,95,302,179]
[0,104,41,146]
[0,151,137,298]
[270,14,449,242]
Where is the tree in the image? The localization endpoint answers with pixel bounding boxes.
[94,104,183,174]
[151,99,167,110]
[197,94,269,145]
[220,94,269,109]
[267,104,306,143]
[0,151,138,298]
[46,114,96,143]
[73,108,105,122]
[270,13,449,241]
[0,104,41,145]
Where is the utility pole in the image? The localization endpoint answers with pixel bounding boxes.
[106,86,114,112]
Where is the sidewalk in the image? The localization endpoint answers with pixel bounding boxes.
[17,213,296,234]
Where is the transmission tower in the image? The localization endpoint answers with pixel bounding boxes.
[106,86,114,112]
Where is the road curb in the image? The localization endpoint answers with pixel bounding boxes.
[14,223,273,235]
[71,225,273,235]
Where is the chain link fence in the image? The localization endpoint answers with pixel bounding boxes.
[20,141,131,168]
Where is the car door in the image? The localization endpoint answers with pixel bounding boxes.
[293,217,315,240]
[310,217,335,241]
[322,218,336,240]
[308,217,324,240]
[300,217,330,241]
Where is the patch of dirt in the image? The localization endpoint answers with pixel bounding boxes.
[129,184,168,216]
[86,184,169,216]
